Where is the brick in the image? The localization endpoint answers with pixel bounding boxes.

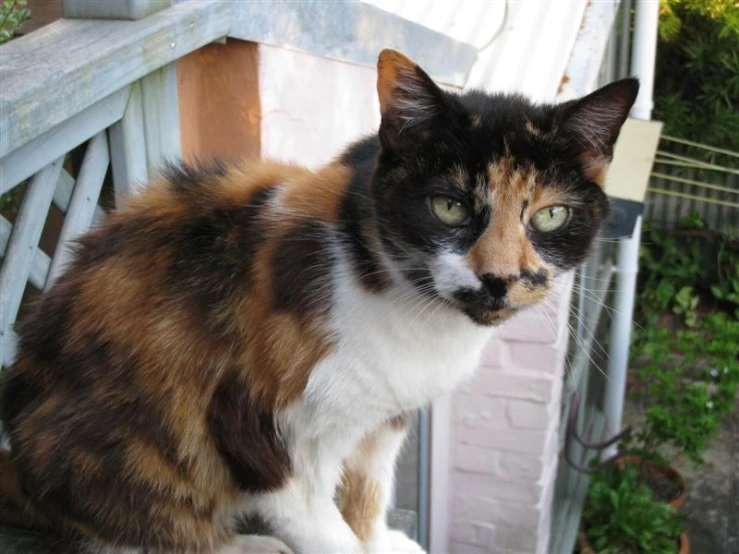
[480,336,508,369]
[451,521,478,545]
[456,426,547,455]
[541,425,561,467]
[497,451,545,482]
[455,444,499,475]
[471,522,498,550]
[507,341,563,374]
[492,524,539,553]
[552,271,576,324]
[537,527,551,554]
[453,394,508,430]
[448,541,491,554]
[498,310,560,344]
[506,399,549,430]
[454,473,542,504]
[454,495,541,530]
[470,371,555,403]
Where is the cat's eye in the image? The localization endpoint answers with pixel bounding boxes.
[430,196,470,226]
[531,206,570,232]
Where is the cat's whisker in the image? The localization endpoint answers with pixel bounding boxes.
[566,301,611,360]
[531,303,577,387]
[571,286,645,332]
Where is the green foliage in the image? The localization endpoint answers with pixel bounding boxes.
[638,220,710,315]
[583,464,683,554]
[631,215,739,465]
[660,0,739,40]
[0,0,29,44]
[637,213,736,322]
[630,311,739,464]
[710,241,739,318]
[655,0,739,154]
[672,286,699,327]
[0,185,23,215]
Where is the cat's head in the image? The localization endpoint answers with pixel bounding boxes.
[371,49,638,326]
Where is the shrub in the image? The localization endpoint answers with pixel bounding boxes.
[583,464,683,554]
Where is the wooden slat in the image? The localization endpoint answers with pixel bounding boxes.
[141,63,181,177]
[0,0,230,159]
[45,133,109,289]
[2,329,18,369]
[0,86,129,195]
[52,169,76,212]
[0,216,52,291]
[52,168,106,223]
[0,158,63,338]
[109,81,148,198]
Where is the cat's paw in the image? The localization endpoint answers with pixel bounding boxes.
[222,534,295,554]
[366,529,425,554]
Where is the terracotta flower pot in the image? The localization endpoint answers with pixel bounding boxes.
[616,455,687,510]
[578,528,690,554]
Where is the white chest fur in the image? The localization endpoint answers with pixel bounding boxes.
[285,272,495,443]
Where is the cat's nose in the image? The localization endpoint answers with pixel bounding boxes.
[480,274,508,300]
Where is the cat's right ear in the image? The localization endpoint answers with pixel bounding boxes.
[376,49,447,150]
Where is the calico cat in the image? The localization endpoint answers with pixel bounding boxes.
[0,49,637,554]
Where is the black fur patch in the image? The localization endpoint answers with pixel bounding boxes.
[271,220,334,318]
[164,160,229,194]
[480,275,507,299]
[338,138,391,292]
[207,370,291,492]
[169,186,277,334]
[520,268,549,288]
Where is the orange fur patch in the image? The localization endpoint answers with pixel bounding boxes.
[377,49,420,115]
[339,468,381,542]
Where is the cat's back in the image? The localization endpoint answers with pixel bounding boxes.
[7,159,311,383]
[0,158,350,546]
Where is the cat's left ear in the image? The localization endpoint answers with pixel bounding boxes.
[376,49,447,149]
[559,78,640,184]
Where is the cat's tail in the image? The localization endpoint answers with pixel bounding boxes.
[0,449,50,531]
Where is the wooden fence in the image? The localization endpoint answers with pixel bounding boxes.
[644,136,739,234]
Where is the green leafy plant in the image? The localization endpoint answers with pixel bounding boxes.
[630,313,739,466]
[582,464,684,554]
[672,285,699,327]
[710,242,739,318]
[638,221,709,318]
[0,0,29,44]
[637,214,738,323]
[655,0,739,155]
[629,215,739,470]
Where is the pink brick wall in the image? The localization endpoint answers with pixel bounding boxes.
[449,272,574,553]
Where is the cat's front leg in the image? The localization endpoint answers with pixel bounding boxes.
[339,416,425,554]
[253,478,364,554]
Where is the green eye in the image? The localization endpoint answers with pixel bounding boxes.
[531,206,569,232]
[430,196,470,226]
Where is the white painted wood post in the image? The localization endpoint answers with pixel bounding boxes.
[140,63,182,178]
[45,132,111,289]
[0,158,64,367]
[63,0,182,193]
[109,81,148,197]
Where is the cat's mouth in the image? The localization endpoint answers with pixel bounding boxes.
[447,287,518,326]
[461,305,517,326]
